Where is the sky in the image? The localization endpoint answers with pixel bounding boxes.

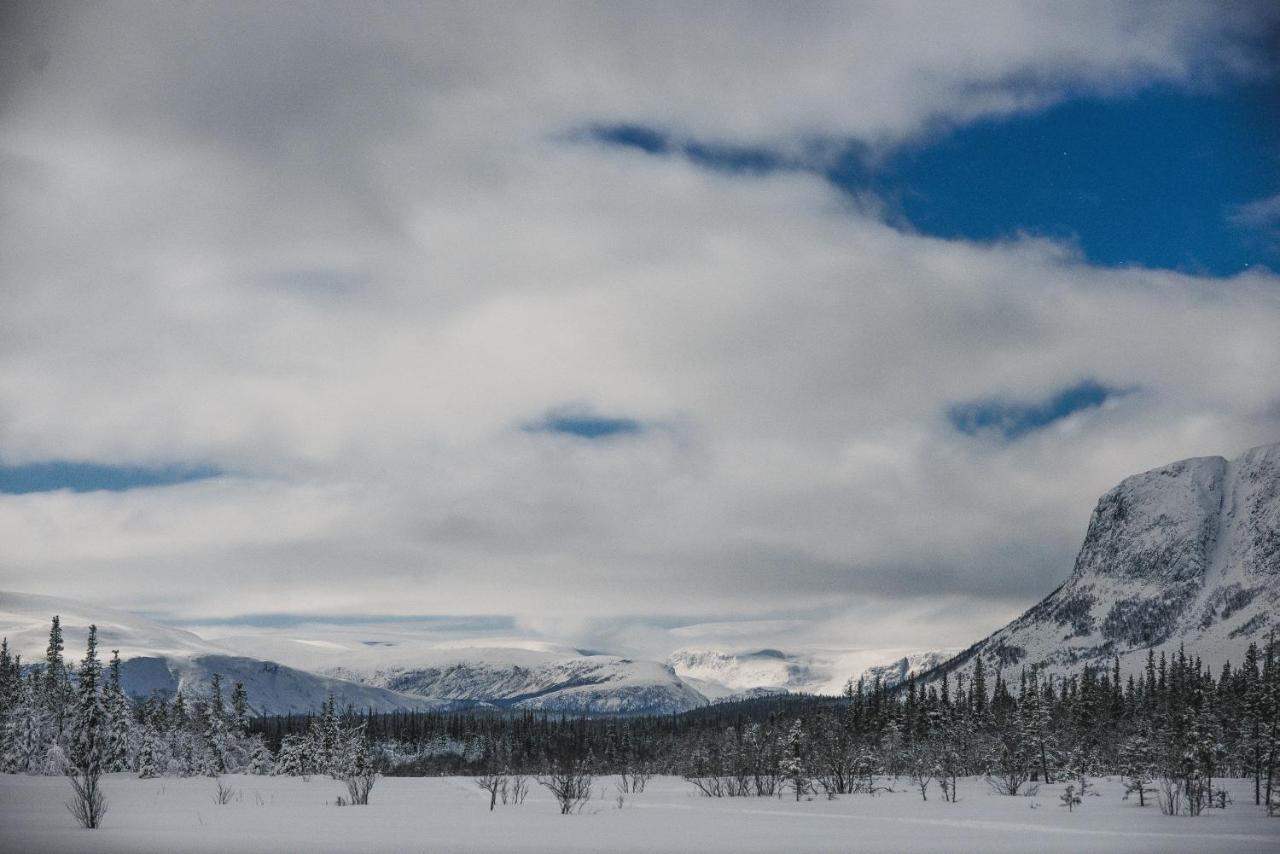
[1,1,1279,662]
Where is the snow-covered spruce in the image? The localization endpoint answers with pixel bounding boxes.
[1,616,274,789]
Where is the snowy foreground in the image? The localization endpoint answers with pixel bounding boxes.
[2,774,1277,853]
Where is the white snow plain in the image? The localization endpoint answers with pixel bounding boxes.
[2,773,1276,853]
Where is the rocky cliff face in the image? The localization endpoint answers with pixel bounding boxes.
[858,650,958,689]
[930,442,1279,681]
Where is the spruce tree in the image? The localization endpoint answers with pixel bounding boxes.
[972,657,987,719]
[104,650,132,772]
[3,674,46,773]
[1263,631,1278,807]
[43,616,70,740]
[1020,668,1055,783]
[136,711,165,779]
[1119,729,1156,806]
[0,638,16,718]
[231,682,250,735]
[780,719,808,801]
[202,673,230,774]
[66,625,108,828]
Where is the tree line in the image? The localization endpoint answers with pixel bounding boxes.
[3,616,1278,821]
[250,635,1280,815]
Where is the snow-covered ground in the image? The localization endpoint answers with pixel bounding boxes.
[2,773,1275,853]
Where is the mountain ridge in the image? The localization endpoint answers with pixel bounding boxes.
[918,441,1279,685]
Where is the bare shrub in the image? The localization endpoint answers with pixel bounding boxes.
[213,778,236,805]
[684,774,726,798]
[618,767,652,794]
[538,768,593,814]
[910,766,933,802]
[344,771,378,806]
[476,774,505,811]
[1157,777,1184,816]
[986,770,1033,797]
[907,746,937,802]
[66,769,108,829]
[506,774,529,805]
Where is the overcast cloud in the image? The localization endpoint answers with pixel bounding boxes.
[1,1,1278,658]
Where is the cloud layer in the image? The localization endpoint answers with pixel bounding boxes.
[2,2,1278,657]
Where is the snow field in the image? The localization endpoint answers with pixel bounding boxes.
[2,773,1277,853]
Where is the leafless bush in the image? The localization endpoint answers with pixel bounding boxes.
[684,774,726,797]
[1157,776,1184,816]
[909,766,934,802]
[66,769,108,829]
[684,772,757,798]
[850,774,894,796]
[1183,777,1207,816]
[213,778,236,805]
[506,774,529,805]
[476,773,505,811]
[538,769,593,814]
[344,771,379,806]
[617,767,652,794]
[986,770,1033,796]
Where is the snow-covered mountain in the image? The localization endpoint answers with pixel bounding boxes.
[0,592,438,715]
[668,646,960,697]
[0,593,713,714]
[2,589,961,714]
[323,647,709,714]
[667,648,816,699]
[856,649,958,689]
[926,442,1280,684]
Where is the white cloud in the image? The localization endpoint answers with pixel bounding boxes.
[0,2,1277,657]
[1229,193,1280,234]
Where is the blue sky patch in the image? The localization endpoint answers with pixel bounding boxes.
[525,407,644,439]
[0,461,223,494]
[590,123,671,155]
[590,82,1280,275]
[589,124,784,174]
[948,379,1126,440]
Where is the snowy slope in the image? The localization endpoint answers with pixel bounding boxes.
[856,649,958,689]
[668,647,960,697]
[0,592,435,715]
[926,442,1280,684]
[667,649,816,693]
[323,648,709,715]
[206,631,715,714]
